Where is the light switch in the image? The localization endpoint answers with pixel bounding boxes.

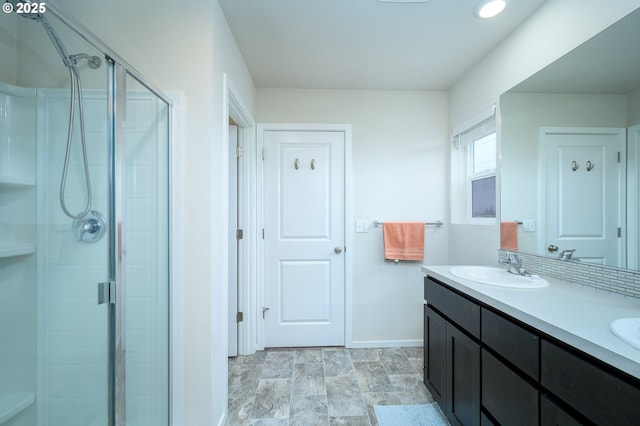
[523,219,536,232]
[355,220,369,233]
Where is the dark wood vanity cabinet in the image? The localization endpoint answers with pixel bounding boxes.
[424,275,640,426]
[424,279,481,426]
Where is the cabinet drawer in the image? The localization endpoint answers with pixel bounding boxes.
[425,277,480,338]
[541,339,640,426]
[481,308,539,380]
[540,394,582,426]
[482,349,538,426]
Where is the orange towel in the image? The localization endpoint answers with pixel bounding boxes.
[383,222,425,261]
[500,221,518,251]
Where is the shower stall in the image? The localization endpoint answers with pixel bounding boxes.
[1,2,171,425]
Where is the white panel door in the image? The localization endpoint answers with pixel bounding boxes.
[263,130,345,347]
[542,128,625,266]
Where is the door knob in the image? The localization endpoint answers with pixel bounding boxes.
[547,244,559,252]
[334,246,343,254]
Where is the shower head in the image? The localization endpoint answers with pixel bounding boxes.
[69,53,103,69]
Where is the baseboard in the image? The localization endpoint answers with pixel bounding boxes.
[347,339,423,349]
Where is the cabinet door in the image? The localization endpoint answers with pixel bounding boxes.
[424,305,447,404]
[446,325,481,426]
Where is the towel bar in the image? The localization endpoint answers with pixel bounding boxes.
[373,220,443,228]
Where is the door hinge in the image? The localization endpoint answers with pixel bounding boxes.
[236,146,244,157]
[236,312,243,323]
[236,229,244,240]
[98,281,116,305]
[618,227,622,238]
[618,151,622,163]
[262,148,265,160]
[262,228,265,239]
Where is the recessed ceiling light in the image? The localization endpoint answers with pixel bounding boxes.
[474,0,507,19]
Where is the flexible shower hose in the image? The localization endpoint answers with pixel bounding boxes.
[59,64,92,219]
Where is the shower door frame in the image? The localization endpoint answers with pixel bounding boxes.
[45,2,176,425]
[108,59,126,426]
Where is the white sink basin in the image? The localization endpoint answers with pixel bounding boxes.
[610,318,640,350]
[450,265,549,288]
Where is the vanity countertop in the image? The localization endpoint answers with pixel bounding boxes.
[422,265,640,381]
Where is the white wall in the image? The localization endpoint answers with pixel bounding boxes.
[54,0,256,424]
[448,0,640,264]
[256,88,448,345]
[629,89,640,126]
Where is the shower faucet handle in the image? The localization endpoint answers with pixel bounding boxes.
[73,210,107,243]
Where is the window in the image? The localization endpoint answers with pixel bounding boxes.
[469,133,496,219]
[450,105,497,223]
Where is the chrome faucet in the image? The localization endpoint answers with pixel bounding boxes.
[559,249,576,261]
[500,252,530,276]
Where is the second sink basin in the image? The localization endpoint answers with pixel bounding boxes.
[450,265,549,288]
[610,318,640,350]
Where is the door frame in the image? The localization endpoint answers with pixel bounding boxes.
[228,123,239,357]
[538,127,626,264]
[627,124,640,269]
[223,75,256,357]
[256,123,353,350]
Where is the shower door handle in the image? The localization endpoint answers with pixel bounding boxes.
[98,281,116,305]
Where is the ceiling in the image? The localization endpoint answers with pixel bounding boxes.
[219,0,547,91]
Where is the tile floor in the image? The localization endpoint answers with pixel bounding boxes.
[227,347,434,425]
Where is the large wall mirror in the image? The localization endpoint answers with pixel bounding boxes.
[500,6,640,271]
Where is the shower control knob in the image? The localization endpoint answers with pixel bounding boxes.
[72,210,107,243]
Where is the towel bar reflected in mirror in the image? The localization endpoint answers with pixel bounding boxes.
[373,220,444,228]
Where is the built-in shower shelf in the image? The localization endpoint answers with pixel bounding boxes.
[0,175,35,188]
[0,392,35,424]
[0,244,35,258]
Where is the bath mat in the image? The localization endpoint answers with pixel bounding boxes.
[374,403,449,426]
